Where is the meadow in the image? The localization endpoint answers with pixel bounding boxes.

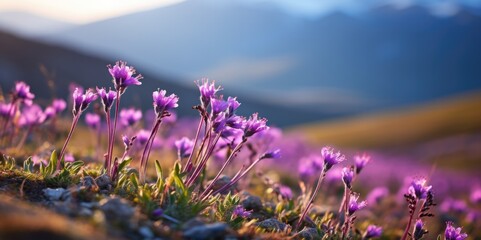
[0,61,477,240]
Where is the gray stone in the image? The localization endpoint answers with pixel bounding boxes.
[210,175,236,194]
[43,188,69,201]
[99,197,134,225]
[241,195,262,211]
[295,227,321,240]
[139,226,154,239]
[80,176,98,191]
[95,174,112,190]
[182,217,206,230]
[183,223,230,240]
[256,218,289,232]
[78,208,93,217]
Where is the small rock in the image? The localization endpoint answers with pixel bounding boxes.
[182,217,206,230]
[80,201,99,209]
[139,226,154,239]
[210,175,236,194]
[241,195,262,211]
[295,227,321,240]
[95,174,112,190]
[183,223,230,240]
[43,188,69,201]
[256,218,289,232]
[78,208,93,217]
[80,176,98,191]
[99,197,134,225]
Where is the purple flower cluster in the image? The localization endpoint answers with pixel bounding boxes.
[408,178,432,200]
[72,88,97,116]
[153,89,179,118]
[108,61,143,94]
[445,222,468,240]
[363,225,382,239]
[175,137,194,159]
[120,108,142,127]
[13,81,35,106]
[322,146,346,170]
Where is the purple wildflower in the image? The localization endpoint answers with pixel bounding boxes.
[0,103,14,118]
[108,61,142,93]
[445,222,468,240]
[96,87,117,112]
[175,137,194,158]
[196,79,221,108]
[85,113,101,129]
[366,187,389,205]
[136,129,150,146]
[64,153,75,163]
[243,113,268,138]
[470,188,481,204]
[18,104,46,127]
[232,205,251,218]
[72,88,97,116]
[261,149,281,160]
[276,185,293,200]
[120,108,142,127]
[212,112,227,133]
[227,97,240,116]
[298,161,315,180]
[152,89,179,117]
[51,99,67,113]
[408,178,432,200]
[211,98,229,116]
[440,198,467,214]
[354,153,370,174]
[44,107,56,121]
[342,167,354,189]
[31,156,48,166]
[363,225,382,239]
[412,219,428,240]
[348,193,367,216]
[225,115,244,129]
[13,81,35,105]
[321,146,346,170]
[152,208,164,218]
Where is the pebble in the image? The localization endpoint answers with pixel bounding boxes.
[99,197,134,225]
[256,218,289,232]
[241,195,262,211]
[139,226,154,239]
[95,174,112,190]
[295,227,321,240]
[183,223,230,240]
[43,188,69,201]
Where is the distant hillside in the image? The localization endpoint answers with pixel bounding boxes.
[0,31,328,127]
[290,92,481,149]
[0,11,75,37]
[40,1,481,114]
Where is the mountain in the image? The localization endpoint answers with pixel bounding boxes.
[0,31,329,127]
[0,11,76,37]
[38,1,481,115]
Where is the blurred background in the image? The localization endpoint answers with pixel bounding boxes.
[0,0,480,155]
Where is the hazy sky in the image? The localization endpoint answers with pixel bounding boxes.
[0,0,185,24]
[0,0,478,24]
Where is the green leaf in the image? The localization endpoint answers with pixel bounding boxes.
[155,160,163,179]
[130,173,139,189]
[118,157,132,173]
[23,157,33,173]
[46,150,58,176]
